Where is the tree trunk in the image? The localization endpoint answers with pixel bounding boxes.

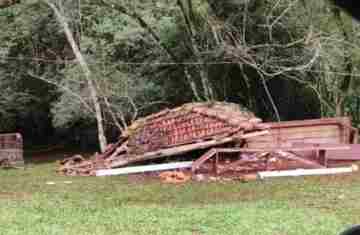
[45,1,107,152]
[104,0,203,101]
[177,0,214,101]
[332,7,353,117]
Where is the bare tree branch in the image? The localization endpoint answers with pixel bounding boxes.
[44,0,108,152]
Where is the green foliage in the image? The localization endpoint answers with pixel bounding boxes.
[0,86,35,131]
[1,0,360,142]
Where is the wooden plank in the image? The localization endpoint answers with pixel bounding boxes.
[326,156,360,161]
[246,128,340,141]
[111,131,271,169]
[238,130,270,139]
[247,135,341,144]
[263,117,351,129]
[247,137,342,147]
[294,144,360,161]
[290,143,360,162]
[96,161,193,176]
[248,117,354,149]
[192,146,343,173]
[271,125,339,135]
[247,136,343,148]
[110,137,236,168]
[326,146,360,160]
[351,127,359,144]
[214,146,350,153]
[192,149,217,172]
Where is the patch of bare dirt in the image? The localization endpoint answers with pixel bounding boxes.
[0,191,31,200]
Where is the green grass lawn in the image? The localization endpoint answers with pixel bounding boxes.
[1,161,360,235]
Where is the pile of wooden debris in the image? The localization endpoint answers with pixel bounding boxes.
[58,102,268,176]
[58,102,360,180]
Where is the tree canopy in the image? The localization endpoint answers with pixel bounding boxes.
[1,0,359,149]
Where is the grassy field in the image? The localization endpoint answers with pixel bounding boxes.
[1,159,360,235]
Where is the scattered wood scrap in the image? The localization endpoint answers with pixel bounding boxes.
[159,171,191,184]
[58,155,96,176]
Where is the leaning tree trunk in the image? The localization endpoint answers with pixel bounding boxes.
[45,1,107,152]
[332,6,353,117]
[177,0,214,101]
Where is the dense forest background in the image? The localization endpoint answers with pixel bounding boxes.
[1,0,360,150]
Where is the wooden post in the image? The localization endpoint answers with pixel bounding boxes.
[213,151,219,175]
[265,155,269,170]
[318,149,327,167]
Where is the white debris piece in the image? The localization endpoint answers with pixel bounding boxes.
[96,161,193,176]
[258,165,358,179]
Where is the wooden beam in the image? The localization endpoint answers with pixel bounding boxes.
[110,137,236,168]
[351,127,359,144]
[263,117,351,129]
[213,146,350,153]
[192,145,349,174]
[237,130,270,139]
[96,161,193,176]
[318,149,327,167]
[191,149,217,172]
[276,151,326,168]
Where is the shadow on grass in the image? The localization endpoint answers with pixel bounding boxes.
[24,147,95,165]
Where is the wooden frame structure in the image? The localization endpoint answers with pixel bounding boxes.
[191,146,351,175]
[246,117,358,148]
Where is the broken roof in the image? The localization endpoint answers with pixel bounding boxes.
[122,102,265,156]
[124,102,263,137]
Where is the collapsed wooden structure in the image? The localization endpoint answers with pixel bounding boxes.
[58,102,360,178]
[59,102,268,176]
[191,117,360,177]
[246,117,358,148]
